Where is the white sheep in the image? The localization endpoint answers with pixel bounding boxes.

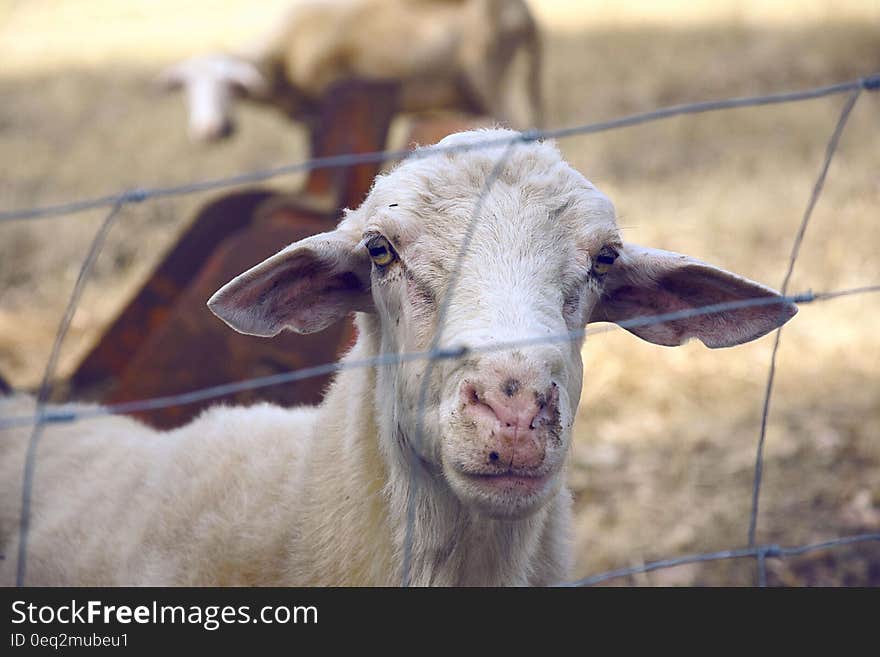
[158,0,543,141]
[0,129,796,586]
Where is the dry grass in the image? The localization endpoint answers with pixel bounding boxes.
[1,1,878,585]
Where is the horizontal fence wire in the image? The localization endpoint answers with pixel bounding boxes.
[564,532,880,587]
[2,73,879,587]
[2,286,878,432]
[0,75,877,223]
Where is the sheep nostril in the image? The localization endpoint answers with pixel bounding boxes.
[489,451,499,462]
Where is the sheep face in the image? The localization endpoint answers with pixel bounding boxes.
[353,142,623,519]
[157,54,268,142]
[209,129,797,520]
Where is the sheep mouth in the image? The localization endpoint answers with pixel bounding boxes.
[457,470,551,496]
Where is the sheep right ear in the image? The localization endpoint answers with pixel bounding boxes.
[208,229,373,337]
[588,243,797,348]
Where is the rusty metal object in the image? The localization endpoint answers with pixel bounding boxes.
[70,189,277,394]
[302,78,399,205]
[107,213,356,428]
[403,115,490,149]
[70,77,487,428]
[69,79,399,427]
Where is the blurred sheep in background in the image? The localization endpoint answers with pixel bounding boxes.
[158,0,543,142]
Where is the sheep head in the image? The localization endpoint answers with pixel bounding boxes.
[209,129,797,520]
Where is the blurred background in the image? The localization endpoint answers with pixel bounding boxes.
[1,0,878,585]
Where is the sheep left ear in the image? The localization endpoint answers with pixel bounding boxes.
[588,243,797,348]
[208,227,373,337]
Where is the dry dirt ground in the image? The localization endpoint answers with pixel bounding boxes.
[1,1,878,585]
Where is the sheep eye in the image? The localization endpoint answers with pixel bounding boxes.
[367,235,396,267]
[593,248,618,276]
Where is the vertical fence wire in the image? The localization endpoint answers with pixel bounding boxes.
[747,88,862,586]
[15,201,126,586]
[401,138,520,586]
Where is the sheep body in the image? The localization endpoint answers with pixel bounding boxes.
[0,396,317,585]
[0,130,796,586]
[161,0,543,140]
[0,346,566,586]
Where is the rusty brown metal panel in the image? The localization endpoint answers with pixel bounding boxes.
[303,78,400,209]
[106,214,355,429]
[403,115,489,150]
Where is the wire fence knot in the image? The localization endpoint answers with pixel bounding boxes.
[759,545,784,559]
[860,74,880,91]
[120,188,149,204]
[38,410,76,424]
[518,129,541,143]
[432,345,470,360]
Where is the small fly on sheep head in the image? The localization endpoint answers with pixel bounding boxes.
[209,129,796,521]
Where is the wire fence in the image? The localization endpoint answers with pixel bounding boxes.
[2,74,879,587]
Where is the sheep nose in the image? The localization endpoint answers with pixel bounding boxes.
[461,379,559,470]
[190,118,234,142]
[216,119,234,139]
